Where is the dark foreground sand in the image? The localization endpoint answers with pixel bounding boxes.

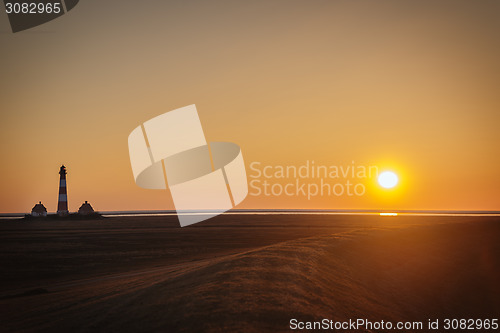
[0,214,499,332]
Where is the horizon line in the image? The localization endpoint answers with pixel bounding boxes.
[2,208,500,218]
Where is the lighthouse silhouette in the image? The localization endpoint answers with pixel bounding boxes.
[57,165,69,216]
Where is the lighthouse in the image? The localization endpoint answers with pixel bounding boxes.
[57,165,69,216]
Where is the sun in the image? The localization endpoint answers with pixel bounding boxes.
[378,171,398,189]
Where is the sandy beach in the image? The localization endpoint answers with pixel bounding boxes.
[0,214,499,332]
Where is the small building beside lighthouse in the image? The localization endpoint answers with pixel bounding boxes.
[31,202,47,217]
[78,201,95,215]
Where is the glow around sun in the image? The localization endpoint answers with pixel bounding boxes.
[378,171,399,189]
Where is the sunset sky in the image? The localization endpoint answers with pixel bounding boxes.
[1,0,499,213]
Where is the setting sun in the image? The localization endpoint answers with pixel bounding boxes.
[378,171,399,189]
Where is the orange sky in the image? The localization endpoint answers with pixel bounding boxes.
[1,0,499,213]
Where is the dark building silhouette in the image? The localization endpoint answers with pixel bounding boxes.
[78,201,95,215]
[31,201,47,217]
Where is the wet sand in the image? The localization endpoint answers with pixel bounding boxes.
[0,214,499,332]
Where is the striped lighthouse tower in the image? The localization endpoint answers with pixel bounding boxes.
[57,165,69,216]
